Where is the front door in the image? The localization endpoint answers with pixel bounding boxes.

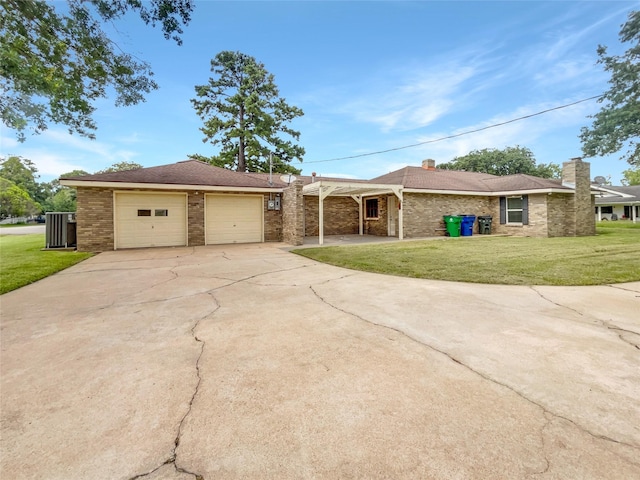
[387,196,397,236]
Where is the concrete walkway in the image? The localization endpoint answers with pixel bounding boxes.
[1,243,639,479]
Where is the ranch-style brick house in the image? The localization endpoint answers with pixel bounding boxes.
[60,157,596,252]
[594,185,640,222]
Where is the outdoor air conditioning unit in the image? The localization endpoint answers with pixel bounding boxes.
[45,212,77,248]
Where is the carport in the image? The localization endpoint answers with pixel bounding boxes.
[302,180,404,245]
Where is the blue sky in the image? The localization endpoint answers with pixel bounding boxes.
[1,0,637,183]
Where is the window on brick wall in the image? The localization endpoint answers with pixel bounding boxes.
[365,198,379,219]
[500,195,528,225]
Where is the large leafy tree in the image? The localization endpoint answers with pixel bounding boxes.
[437,146,561,178]
[41,169,89,212]
[580,10,640,167]
[0,178,40,219]
[0,155,41,201]
[621,167,640,185]
[42,188,77,212]
[95,161,143,174]
[191,51,305,174]
[0,0,193,141]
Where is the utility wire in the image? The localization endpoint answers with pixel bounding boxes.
[298,94,603,165]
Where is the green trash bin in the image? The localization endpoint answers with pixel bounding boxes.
[443,215,462,237]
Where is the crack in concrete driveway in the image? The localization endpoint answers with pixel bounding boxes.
[311,283,638,451]
[1,243,639,479]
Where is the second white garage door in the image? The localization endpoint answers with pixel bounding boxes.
[206,194,263,244]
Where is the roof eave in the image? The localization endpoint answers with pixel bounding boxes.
[403,187,573,196]
[595,198,640,204]
[60,180,283,193]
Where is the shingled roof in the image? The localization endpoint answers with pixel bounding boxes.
[61,159,573,194]
[370,166,569,193]
[595,185,640,204]
[60,160,288,188]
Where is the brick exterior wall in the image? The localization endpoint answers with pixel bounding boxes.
[75,187,284,252]
[402,193,494,238]
[304,196,359,236]
[363,195,389,236]
[283,181,304,245]
[263,193,283,242]
[76,187,115,251]
[546,193,572,237]
[490,194,550,237]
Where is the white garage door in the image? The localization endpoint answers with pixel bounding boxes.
[115,193,187,249]
[206,194,263,244]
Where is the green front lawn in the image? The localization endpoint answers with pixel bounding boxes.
[0,234,93,295]
[293,226,640,286]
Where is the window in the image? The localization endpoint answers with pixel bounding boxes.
[365,198,379,219]
[137,209,151,217]
[155,209,168,217]
[506,197,523,223]
[600,206,613,214]
[499,195,528,225]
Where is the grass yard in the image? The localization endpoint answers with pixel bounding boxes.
[293,224,640,286]
[0,234,93,295]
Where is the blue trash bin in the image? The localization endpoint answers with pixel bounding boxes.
[460,215,476,236]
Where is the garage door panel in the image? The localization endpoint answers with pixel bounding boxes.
[115,193,187,249]
[206,195,262,244]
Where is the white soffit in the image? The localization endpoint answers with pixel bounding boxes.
[302,180,403,197]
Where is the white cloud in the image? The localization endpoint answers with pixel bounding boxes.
[41,129,113,158]
[533,57,598,86]
[411,98,596,162]
[116,132,142,144]
[346,64,479,132]
[344,95,600,180]
[26,153,86,178]
[0,134,20,152]
[305,47,494,137]
[1,128,144,180]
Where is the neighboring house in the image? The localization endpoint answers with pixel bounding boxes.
[60,157,596,251]
[594,185,640,222]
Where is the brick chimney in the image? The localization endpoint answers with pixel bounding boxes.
[422,159,436,170]
[562,157,595,236]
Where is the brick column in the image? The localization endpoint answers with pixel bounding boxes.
[188,192,205,246]
[283,181,304,245]
[562,157,595,236]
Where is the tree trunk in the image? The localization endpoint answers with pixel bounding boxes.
[238,105,246,172]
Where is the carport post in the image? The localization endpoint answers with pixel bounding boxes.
[351,195,363,235]
[389,187,403,240]
[319,186,324,245]
[318,185,337,245]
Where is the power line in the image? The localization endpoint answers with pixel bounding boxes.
[298,94,603,165]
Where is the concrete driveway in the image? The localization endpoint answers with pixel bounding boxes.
[1,243,639,479]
